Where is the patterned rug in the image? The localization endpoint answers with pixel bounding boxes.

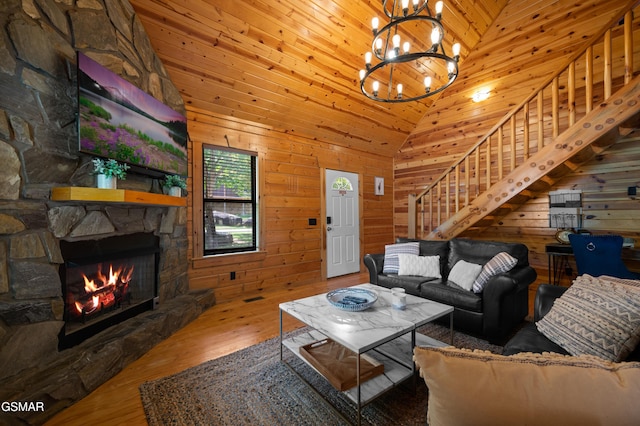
[139,323,503,425]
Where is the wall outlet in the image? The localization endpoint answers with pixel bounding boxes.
[230,271,236,280]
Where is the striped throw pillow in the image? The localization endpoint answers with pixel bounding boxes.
[382,242,420,274]
[472,252,518,293]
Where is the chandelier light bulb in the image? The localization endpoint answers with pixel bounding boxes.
[452,42,461,60]
[375,38,383,54]
[424,76,432,92]
[402,0,410,15]
[431,27,441,50]
[359,0,459,102]
[392,34,401,48]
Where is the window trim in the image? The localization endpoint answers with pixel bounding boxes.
[191,142,264,265]
[202,145,257,256]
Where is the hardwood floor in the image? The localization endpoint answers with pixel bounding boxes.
[45,272,370,425]
[45,272,537,425]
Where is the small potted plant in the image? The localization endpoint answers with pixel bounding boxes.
[163,174,186,196]
[92,158,130,189]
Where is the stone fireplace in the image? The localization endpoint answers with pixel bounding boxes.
[0,1,215,424]
[59,233,160,349]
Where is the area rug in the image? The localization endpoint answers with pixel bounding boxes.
[139,323,503,425]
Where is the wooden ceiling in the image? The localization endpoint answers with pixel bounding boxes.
[129,0,636,158]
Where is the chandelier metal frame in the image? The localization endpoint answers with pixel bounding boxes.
[359,0,460,103]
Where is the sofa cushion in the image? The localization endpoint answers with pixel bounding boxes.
[382,242,420,274]
[502,322,569,356]
[414,346,640,426]
[536,274,640,362]
[420,281,482,312]
[447,259,482,291]
[377,274,435,296]
[449,238,529,271]
[397,254,441,278]
[472,251,518,293]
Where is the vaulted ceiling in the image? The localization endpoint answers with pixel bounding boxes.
[129,0,636,158]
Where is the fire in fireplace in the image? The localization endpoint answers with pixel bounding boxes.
[59,233,160,349]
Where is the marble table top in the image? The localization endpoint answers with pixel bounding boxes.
[280,283,453,353]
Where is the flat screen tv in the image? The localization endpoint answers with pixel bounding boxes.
[77,52,187,177]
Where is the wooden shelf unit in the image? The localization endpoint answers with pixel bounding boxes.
[51,187,186,207]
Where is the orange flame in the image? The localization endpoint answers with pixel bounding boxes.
[73,262,135,316]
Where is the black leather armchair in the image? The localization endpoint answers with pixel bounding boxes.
[503,284,640,361]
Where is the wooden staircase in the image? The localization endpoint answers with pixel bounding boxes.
[410,6,640,240]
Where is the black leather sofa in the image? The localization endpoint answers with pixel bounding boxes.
[503,283,640,361]
[364,238,537,343]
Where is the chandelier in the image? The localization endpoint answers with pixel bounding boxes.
[359,0,460,103]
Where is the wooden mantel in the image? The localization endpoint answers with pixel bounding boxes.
[51,187,186,207]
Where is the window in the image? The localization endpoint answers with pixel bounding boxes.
[331,176,353,191]
[202,145,257,255]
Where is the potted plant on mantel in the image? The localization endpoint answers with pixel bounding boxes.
[92,158,130,189]
[163,174,186,197]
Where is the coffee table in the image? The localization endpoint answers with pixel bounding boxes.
[279,283,454,425]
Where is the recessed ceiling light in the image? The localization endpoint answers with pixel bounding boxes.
[472,90,490,102]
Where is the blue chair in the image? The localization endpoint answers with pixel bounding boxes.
[568,234,640,279]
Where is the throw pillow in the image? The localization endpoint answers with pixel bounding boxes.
[382,242,420,274]
[597,274,640,287]
[536,274,640,362]
[472,251,518,293]
[397,254,441,278]
[413,346,640,426]
[447,260,482,291]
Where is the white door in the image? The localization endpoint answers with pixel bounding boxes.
[325,169,360,278]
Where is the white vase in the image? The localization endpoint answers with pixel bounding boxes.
[96,174,117,189]
[169,186,182,197]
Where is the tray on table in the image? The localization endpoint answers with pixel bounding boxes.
[299,338,384,391]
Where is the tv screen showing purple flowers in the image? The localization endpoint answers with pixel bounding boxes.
[77,52,187,176]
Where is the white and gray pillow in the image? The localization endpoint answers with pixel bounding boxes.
[536,274,640,362]
[448,260,482,291]
[397,254,441,278]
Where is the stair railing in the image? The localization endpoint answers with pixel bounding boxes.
[410,7,638,239]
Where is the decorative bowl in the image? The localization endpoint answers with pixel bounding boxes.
[326,288,378,312]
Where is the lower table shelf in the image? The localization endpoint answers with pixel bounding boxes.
[282,329,446,406]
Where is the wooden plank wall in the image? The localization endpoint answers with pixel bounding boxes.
[394,5,640,286]
[185,108,394,301]
[482,137,640,286]
[395,136,640,287]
